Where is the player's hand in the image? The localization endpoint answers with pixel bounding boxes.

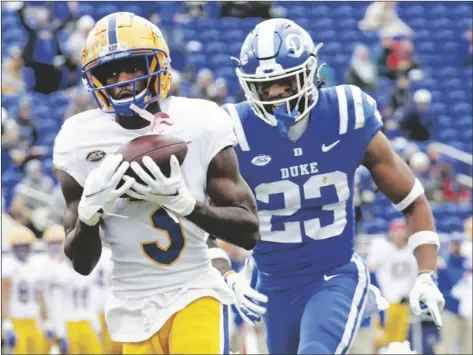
[409,271,445,328]
[225,258,268,326]
[79,154,135,226]
[2,319,16,348]
[383,341,417,354]
[126,155,196,216]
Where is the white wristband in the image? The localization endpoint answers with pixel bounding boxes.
[393,179,425,211]
[207,247,231,265]
[2,319,13,332]
[408,231,440,252]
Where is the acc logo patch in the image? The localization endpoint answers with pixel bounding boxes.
[86,150,106,162]
[251,154,272,166]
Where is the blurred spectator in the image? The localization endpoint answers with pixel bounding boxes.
[358,2,413,37]
[399,89,433,141]
[67,15,95,65]
[389,75,409,116]
[9,159,55,237]
[17,2,78,94]
[1,47,26,95]
[344,44,377,93]
[374,33,396,80]
[173,2,209,23]
[208,78,235,106]
[192,68,214,99]
[14,97,38,147]
[150,11,185,53]
[63,14,95,88]
[409,151,441,201]
[219,1,273,19]
[2,97,47,168]
[64,86,97,120]
[437,233,471,355]
[386,38,419,77]
[407,68,425,93]
[45,168,67,225]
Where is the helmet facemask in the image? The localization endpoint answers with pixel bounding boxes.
[236,43,324,135]
[82,49,171,117]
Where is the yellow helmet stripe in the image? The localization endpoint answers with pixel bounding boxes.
[108,13,118,45]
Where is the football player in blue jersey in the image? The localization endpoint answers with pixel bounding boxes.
[218,18,445,354]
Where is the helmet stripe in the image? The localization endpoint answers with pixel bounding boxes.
[107,13,118,45]
[256,19,276,67]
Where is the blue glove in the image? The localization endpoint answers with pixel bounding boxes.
[6,329,16,348]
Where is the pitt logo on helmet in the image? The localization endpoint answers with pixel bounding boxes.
[81,12,172,117]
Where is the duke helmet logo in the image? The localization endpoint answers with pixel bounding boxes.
[251,154,272,166]
[86,150,106,162]
[285,34,304,58]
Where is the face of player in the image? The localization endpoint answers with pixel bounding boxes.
[92,56,148,100]
[256,76,298,102]
[48,241,64,259]
[13,244,31,262]
[389,229,408,248]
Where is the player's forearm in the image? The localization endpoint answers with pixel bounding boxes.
[187,202,259,250]
[64,215,102,275]
[402,196,438,272]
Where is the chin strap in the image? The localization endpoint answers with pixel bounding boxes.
[129,103,174,133]
[274,104,300,136]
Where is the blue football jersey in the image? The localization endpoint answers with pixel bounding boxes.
[223,85,383,279]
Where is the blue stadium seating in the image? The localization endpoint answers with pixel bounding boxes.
[1,2,471,231]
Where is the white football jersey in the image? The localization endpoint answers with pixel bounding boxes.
[31,253,68,337]
[57,259,101,333]
[53,97,237,341]
[2,255,43,319]
[367,237,418,303]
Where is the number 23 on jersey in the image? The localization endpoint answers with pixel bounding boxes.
[256,171,350,243]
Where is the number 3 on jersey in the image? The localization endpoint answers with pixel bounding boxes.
[255,171,349,243]
[141,207,186,265]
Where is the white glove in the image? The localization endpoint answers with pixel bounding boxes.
[383,341,417,354]
[225,258,268,326]
[409,271,445,328]
[78,154,135,226]
[125,155,196,216]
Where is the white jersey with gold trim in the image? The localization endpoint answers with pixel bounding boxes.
[53,97,236,341]
[367,237,418,304]
[2,255,42,320]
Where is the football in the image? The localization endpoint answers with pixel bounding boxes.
[117,134,188,187]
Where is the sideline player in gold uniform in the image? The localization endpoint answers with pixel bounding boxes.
[53,12,259,354]
[1,227,47,355]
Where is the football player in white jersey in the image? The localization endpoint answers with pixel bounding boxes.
[53,12,259,355]
[1,226,47,354]
[367,219,418,351]
[35,224,70,354]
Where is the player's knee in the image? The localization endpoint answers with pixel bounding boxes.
[298,341,332,355]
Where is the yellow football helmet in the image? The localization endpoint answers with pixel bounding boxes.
[9,226,35,262]
[81,12,172,116]
[9,226,35,246]
[43,224,66,243]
